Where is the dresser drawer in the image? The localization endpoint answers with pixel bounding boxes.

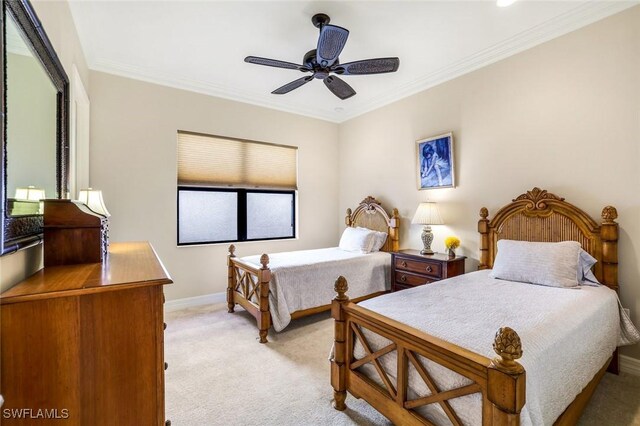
[394,257,441,278]
[394,271,436,287]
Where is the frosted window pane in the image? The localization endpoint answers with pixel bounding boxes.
[247,193,294,240]
[179,191,237,243]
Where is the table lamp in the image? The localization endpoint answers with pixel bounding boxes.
[78,188,110,217]
[411,202,444,255]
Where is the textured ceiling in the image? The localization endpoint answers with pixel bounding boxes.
[68,1,637,123]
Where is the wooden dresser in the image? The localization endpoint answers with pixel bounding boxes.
[391,250,465,292]
[0,242,172,425]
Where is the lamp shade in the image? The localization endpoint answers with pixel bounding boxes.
[411,202,444,225]
[78,188,110,217]
[14,186,46,201]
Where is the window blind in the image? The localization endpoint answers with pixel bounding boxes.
[177,131,298,189]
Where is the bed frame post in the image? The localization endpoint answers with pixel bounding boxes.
[601,206,619,374]
[486,327,526,425]
[331,276,350,411]
[227,244,236,313]
[257,254,271,343]
[478,207,490,270]
[345,208,353,227]
[390,208,400,252]
[600,206,619,291]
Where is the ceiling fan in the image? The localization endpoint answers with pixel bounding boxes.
[244,13,400,100]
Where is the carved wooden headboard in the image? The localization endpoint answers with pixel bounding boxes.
[478,187,619,291]
[345,196,400,252]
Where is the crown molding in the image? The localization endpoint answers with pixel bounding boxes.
[6,24,33,57]
[87,1,637,124]
[339,1,638,122]
[90,58,341,123]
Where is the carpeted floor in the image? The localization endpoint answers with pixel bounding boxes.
[165,303,640,425]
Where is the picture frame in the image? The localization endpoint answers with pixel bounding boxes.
[416,132,455,190]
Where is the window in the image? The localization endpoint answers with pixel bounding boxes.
[177,132,297,245]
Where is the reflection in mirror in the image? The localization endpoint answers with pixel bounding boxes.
[6,13,57,217]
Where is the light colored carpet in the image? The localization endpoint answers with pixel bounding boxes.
[165,303,640,426]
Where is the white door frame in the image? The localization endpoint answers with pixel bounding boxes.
[69,64,90,199]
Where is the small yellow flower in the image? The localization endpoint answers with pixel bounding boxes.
[444,236,460,250]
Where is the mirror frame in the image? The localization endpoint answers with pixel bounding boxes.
[1,0,69,255]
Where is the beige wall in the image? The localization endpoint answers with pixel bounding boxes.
[89,71,339,301]
[337,7,640,359]
[1,0,89,292]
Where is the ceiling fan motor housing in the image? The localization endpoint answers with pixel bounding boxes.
[311,13,331,28]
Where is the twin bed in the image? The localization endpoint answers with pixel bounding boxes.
[226,188,638,425]
[331,188,637,425]
[227,196,400,342]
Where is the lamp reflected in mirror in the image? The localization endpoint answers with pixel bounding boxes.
[10,185,46,215]
[15,185,46,201]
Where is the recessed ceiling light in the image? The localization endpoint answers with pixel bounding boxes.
[497,0,517,7]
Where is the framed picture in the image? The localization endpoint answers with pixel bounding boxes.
[416,132,455,190]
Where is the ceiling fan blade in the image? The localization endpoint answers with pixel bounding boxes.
[316,24,349,67]
[333,57,400,75]
[324,76,356,100]
[272,76,314,95]
[245,56,310,72]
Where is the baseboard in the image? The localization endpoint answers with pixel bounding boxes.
[164,291,226,312]
[620,355,640,376]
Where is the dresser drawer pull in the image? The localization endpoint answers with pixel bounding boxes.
[164,322,167,331]
[426,266,433,273]
[400,261,407,268]
[400,275,407,282]
[164,362,168,371]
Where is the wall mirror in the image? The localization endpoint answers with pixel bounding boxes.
[1,0,69,255]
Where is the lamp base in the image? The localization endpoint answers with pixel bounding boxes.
[420,225,434,255]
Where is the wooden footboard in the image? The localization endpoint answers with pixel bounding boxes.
[331,276,526,425]
[227,245,387,343]
[227,244,271,343]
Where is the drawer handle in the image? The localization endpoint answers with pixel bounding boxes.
[166,421,172,426]
[400,275,407,282]
[164,322,167,331]
[400,261,407,267]
[426,266,433,273]
[164,362,168,371]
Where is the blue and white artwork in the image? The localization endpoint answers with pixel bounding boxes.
[417,133,455,190]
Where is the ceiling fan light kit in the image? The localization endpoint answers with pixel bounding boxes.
[245,13,400,100]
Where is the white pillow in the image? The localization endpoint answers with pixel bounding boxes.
[339,227,376,253]
[489,240,582,288]
[357,227,388,252]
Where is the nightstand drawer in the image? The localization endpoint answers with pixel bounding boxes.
[391,250,466,293]
[394,271,436,287]
[394,257,441,278]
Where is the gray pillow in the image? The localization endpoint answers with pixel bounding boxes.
[489,240,582,288]
[578,249,600,286]
[357,227,388,252]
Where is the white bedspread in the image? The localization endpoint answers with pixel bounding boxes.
[243,248,390,332]
[356,270,630,425]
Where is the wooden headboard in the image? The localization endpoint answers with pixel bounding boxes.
[345,196,400,252]
[478,187,619,291]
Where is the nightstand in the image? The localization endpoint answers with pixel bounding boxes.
[391,250,466,292]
